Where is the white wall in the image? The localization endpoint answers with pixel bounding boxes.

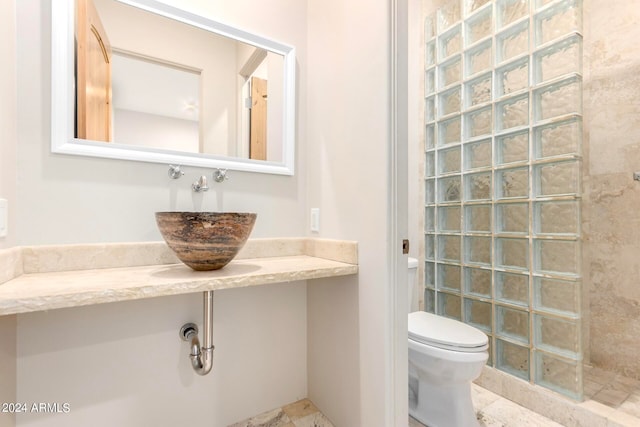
[305,0,395,425]
[0,1,18,426]
[17,283,306,427]
[13,0,309,426]
[114,109,199,152]
[0,316,16,427]
[10,0,407,426]
[16,0,307,245]
[0,0,18,250]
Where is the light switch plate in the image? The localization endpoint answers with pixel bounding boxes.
[0,199,7,238]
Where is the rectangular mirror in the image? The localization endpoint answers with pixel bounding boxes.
[52,0,296,175]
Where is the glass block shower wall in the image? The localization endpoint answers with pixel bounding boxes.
[422,0,583,399]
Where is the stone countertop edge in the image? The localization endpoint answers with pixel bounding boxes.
[0,238,358,316]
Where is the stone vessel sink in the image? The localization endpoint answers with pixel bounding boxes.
[155,212,257,271]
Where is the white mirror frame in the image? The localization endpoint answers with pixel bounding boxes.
[51,0,296,175]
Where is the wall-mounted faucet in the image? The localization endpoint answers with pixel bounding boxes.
[192,175,209,192]
[168,165,184,179]
[213,169,229,183]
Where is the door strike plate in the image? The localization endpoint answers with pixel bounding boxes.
[402,239,410,255]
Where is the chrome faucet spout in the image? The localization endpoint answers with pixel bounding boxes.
[192,175,209,192]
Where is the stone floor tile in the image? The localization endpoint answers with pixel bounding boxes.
[472,383,502,412]
[479,398,564,427]
[476,411,508,427]
[612,375,640,393]
[593,385,632,407]
[617,390,640,419]
[228,408,292,427]
[585,378,606,399]
[292,412,334,427]
[282,399,319,421]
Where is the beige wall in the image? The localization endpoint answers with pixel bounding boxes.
[0,1,18,426]
[17,284,307,427]
[13,0,309,425]
[0,0,17,250]
[7,0,405,425]
[305,0,396,425]
[16,0,307,246]
[583,0,640,378]
[0,316,16,427]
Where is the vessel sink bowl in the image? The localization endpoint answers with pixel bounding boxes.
[155,212,257,271]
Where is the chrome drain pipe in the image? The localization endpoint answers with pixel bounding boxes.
[179,291,214,376]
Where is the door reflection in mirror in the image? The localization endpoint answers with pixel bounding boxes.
[76,0,112,142]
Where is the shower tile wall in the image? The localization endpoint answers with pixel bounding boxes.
[423,0,583,399]
[582,0,640,379]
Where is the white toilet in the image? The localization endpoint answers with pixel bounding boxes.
[407,257,489,427]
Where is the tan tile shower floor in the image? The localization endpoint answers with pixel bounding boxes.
[584,365,640,418]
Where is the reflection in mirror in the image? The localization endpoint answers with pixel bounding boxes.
[110,51,200,153]
[52,0,295,175]
[79,0,284,161]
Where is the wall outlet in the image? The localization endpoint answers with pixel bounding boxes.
[0,199,7,238]
[310,208,320,233]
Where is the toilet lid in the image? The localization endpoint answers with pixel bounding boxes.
[408,311,488,352]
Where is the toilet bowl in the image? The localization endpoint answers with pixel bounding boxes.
[407,258,488,427]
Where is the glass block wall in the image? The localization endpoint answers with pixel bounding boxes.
[422,0,583,399]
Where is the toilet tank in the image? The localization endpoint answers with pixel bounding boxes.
[408,257,418,311]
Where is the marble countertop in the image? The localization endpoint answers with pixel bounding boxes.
[0,238,358,316]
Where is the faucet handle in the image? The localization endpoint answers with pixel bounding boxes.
[168,165,184,179]
[213,169,229,183]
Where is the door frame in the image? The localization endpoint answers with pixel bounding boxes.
[389,0,409,424]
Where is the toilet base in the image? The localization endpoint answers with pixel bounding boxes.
[409,379,479,427]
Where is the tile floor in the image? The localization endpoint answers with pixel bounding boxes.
[231,385,562,427]
[231,369,640,427]
[228,398,334,427]
[584,365,640,418]
[409,383,564,427]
